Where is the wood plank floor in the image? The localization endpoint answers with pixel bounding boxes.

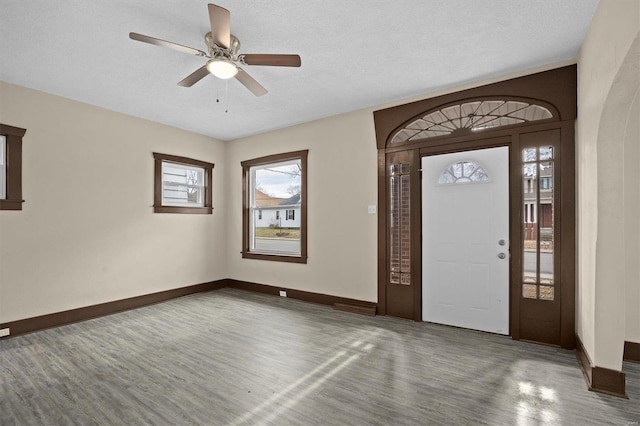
[1,288,639,425]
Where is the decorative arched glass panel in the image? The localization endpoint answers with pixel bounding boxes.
[437,161,490,185]
[391,100,553,143]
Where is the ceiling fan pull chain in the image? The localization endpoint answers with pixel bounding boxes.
[225,80,229,113]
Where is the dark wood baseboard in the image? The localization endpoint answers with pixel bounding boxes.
[624,341,640,363]
[334,303,376,316]
[0,279,229,339]
[575,334,627,398]
[0,279,377,339]
[227,279,377,315]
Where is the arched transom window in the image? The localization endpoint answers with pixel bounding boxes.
[391,100,553,143]
[437,160,490,184]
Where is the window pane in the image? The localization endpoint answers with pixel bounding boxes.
[250,159,302,256]
[437,161,490,185]
[523,284,537,299]
[523,148,537,162]
[539,162,554,286]
[523,163,537,284]
[540,146,553,160]
[161,162,205,207]
[389,163,411,285]
[539,285,554,300]
[521,149,555,300]
[400,174,411,273]
[390,175,400,272]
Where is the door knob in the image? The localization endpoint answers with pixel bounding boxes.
[498,253,506,259]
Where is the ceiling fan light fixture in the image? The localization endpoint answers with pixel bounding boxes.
[207,57,238,79]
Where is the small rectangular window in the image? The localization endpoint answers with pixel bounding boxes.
[242,150,308,263]
[0,124,27,210]
[153,153,214,214]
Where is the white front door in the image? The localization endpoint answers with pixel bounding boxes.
[421,147,509,334]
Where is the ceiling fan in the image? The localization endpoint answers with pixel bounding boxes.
[129,3,301,97]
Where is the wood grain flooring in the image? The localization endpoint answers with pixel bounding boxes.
[1,288,639,425]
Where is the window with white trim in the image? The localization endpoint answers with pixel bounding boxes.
[153,153,214,214]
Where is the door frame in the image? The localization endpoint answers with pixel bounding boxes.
[373,66,576,349]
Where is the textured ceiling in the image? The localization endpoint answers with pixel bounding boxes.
[0,1,599,141]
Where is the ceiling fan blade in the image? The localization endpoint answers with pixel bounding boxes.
[178,66,211,87]
[235,68,268,96]
[208,4,231,49]
[129,32,207,57]
[242,54,301,67]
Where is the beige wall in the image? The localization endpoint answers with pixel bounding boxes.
[0,82,228,323]
[576,0,640,369]
[225,110,379,301]
[0,59,574,322]
[624,86,640,344]
[223,61,578,303]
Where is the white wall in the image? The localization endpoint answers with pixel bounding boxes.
[226,110,379,302]
[0,82,228,323]
[576,0,640,369]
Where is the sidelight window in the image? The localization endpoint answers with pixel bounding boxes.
[522,146,555,300]
[389,162,411,285]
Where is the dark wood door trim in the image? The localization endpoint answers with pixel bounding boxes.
[624,341,640,363]
[373,66,577,349]
[377,151,387,315]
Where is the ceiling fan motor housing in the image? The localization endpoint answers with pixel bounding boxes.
[205,32,241,58]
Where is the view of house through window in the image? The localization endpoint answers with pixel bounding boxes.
[242,150,308,263]
[250,159,302,255]
[522,146,555,300]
